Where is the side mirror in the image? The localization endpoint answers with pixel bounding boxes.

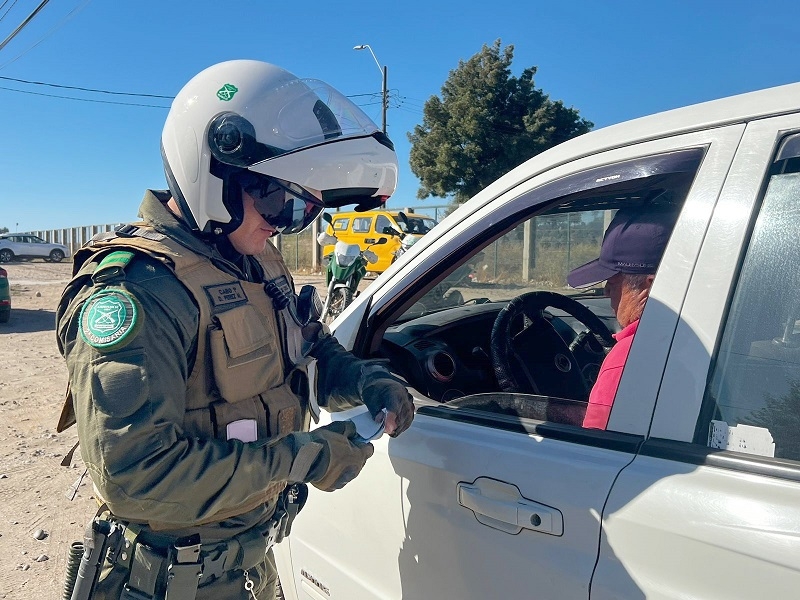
[321,212,333,225]
[374,237,388,246]
[397,212,410,226]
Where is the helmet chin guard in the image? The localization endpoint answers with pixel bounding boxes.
[161,60,399,234]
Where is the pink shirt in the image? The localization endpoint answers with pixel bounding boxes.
[582,319,640,430]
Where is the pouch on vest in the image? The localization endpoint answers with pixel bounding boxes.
[209,304,282,403]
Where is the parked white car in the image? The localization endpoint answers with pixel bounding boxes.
[275,81,800,599]
[0,233,70,263]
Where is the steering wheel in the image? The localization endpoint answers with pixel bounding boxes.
[490,291,615,399]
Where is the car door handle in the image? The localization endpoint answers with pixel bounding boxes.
[457,479,563,536]
[365,238,376,244]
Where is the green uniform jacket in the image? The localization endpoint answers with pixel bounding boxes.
[56,191,367,541]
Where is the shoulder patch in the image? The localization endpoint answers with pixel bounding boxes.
[79,290,143,351]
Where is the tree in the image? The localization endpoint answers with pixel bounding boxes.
[408,40,593,204]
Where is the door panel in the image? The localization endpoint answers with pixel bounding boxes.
[594,450,800,599]
[286,407,638,599]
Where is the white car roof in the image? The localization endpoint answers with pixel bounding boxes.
[470,81,800,212]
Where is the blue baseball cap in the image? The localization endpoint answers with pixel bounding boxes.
[567,207,678,289]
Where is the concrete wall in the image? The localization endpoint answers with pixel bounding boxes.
[29,224,124,257]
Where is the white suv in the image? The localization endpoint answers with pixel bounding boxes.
[0,234,70,263]
[275,80,800,599]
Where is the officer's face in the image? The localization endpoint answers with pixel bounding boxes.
[228,190,278,255]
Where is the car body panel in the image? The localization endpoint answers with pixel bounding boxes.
[595,452,800,599]
[277,81,800,599]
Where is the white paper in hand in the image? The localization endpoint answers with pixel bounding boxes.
[350,408,387,443]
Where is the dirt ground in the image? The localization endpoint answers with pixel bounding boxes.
[0,260,333,600]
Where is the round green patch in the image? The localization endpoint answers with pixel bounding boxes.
[79,290,143,351]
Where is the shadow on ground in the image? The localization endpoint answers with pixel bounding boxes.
[0,308,57,334]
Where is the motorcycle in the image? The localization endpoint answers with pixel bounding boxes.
[318,212,387,322]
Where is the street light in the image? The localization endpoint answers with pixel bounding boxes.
[353,44,388,134]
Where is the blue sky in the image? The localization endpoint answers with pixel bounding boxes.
[1,0,799,232]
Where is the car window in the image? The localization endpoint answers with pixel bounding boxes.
[395,149,702,324]
[380,148,705,424]
[375,215,393,234]
[352,217,373,233]
[401,216,437,234]
[332,217,349,232]
[697,133,800,461]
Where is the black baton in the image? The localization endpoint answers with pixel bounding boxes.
[70,518,114,600]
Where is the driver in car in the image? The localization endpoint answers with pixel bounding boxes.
[567,206,678,430]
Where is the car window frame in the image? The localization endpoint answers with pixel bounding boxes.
[350,126,746,442]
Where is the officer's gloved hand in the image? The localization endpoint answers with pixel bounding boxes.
[361,374,415,437]
[305,421,374,492]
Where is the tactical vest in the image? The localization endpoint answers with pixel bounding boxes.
[60,225,312,524]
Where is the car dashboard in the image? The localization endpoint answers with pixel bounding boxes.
[376,295,619,404]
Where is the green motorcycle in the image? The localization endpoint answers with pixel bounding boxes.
[318,212,387,322]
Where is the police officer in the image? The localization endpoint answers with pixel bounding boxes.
[56,60,414,600]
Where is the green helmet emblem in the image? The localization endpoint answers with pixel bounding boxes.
[79,290,142,351]
[217,83,239,101]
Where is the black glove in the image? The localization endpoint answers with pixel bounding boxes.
[305,421,374,492]
[361,374,415,437]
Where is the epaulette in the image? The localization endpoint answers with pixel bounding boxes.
[115,223,167,241]
[92,250,136,284]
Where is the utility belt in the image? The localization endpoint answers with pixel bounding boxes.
[64,483,307,600]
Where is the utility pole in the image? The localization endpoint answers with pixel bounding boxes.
[354,44,388,134]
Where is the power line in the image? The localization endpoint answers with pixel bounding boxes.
[0,0,94,70]
[0,84,169,108]
[0,74,173,98]
[0,0,52,53]
[0,0,22,25]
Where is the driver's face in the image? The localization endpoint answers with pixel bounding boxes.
[605,273,654,328]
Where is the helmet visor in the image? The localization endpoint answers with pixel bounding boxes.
[275,78,379,148]
[209,79,381,168]
[236,172,323,235]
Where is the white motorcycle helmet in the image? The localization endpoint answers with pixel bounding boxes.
[161,60,398,235]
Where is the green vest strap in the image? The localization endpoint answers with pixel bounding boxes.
[93,250,136,284]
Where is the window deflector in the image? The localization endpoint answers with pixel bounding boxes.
[775,132,800,161]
